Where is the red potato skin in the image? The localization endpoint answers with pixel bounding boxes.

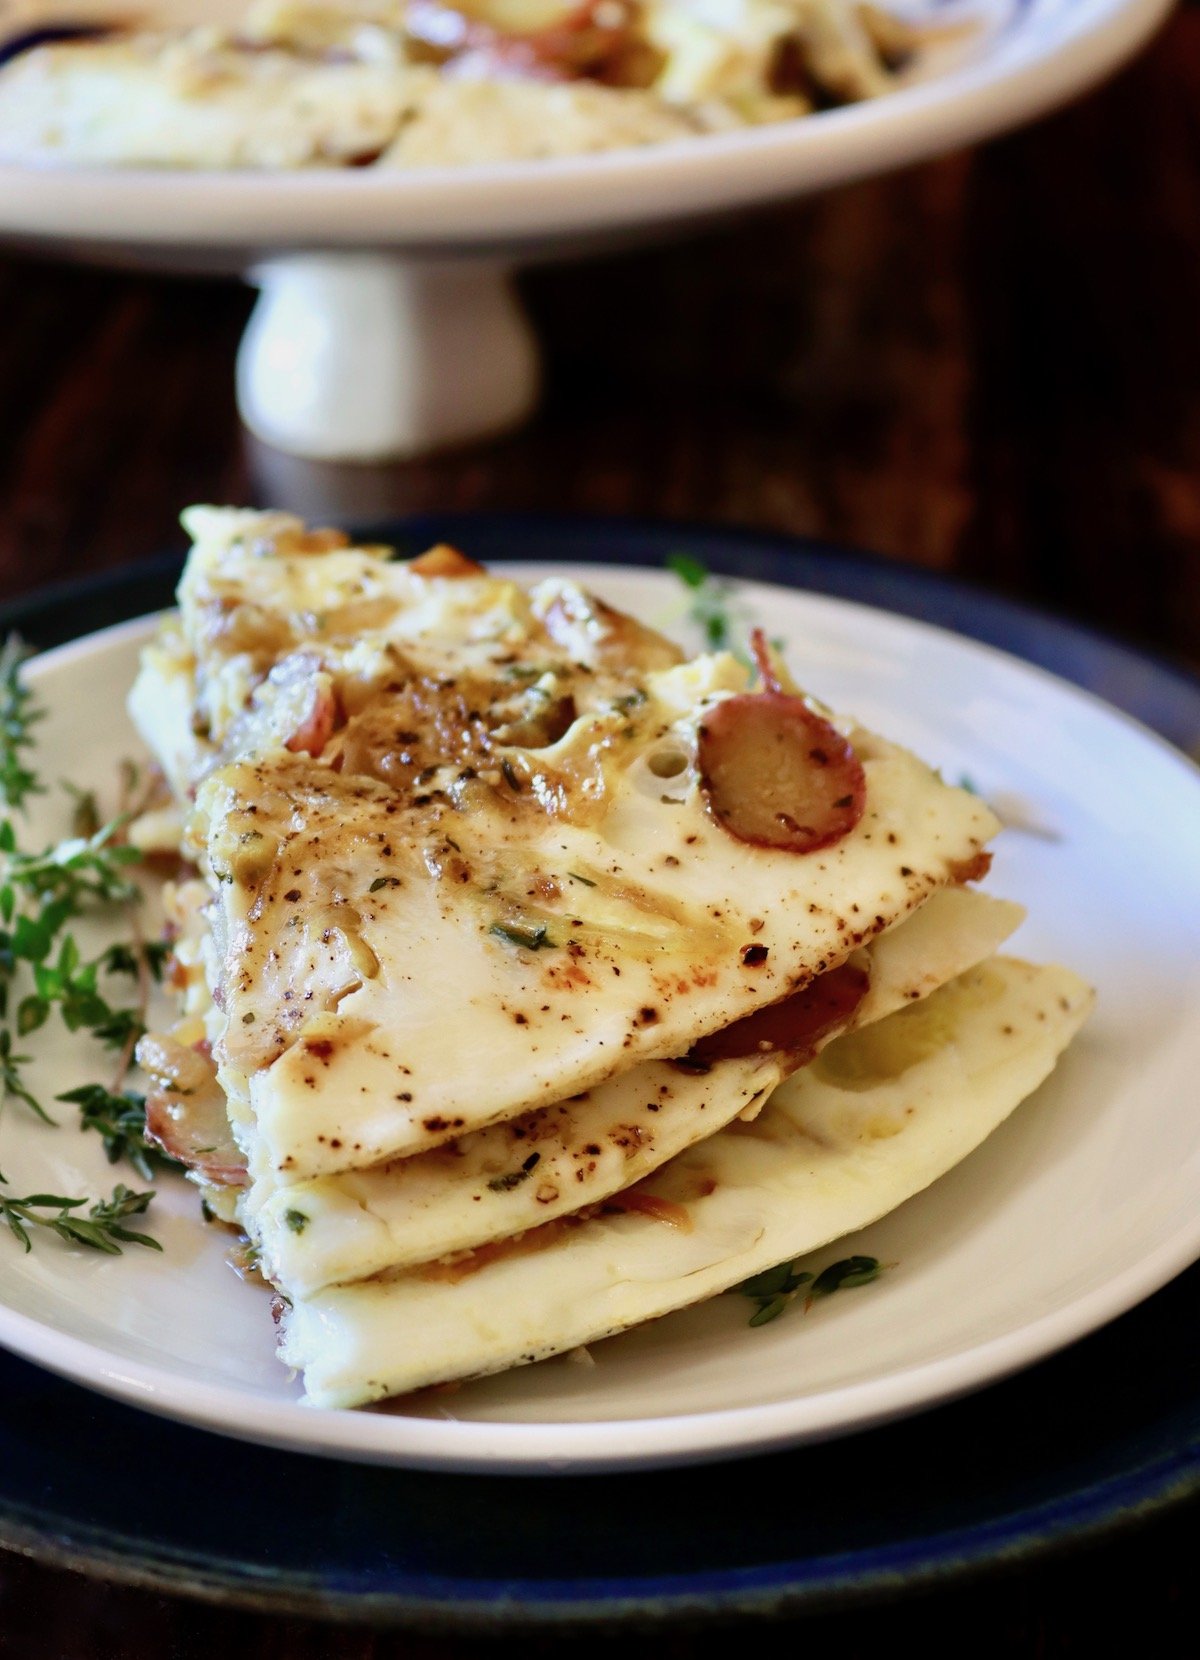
[679,962,870,1072]
[144,1091,248,1187]
[284,679,341,758]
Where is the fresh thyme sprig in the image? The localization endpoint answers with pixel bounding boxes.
[0,636,163,1123]
[666,554,769,666]
[0,637,44,811]
[0,1176,160,1255]
[0,639,177,1255]
[0,890,164,1120]
[735,1253,885,1327]
[56,1083,182,1183]
[0,815,141,909]
[0,1027,50,1123]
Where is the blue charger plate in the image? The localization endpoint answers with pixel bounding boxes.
[2,515,1198,1628]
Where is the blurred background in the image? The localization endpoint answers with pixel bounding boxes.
[0,2,1196,671]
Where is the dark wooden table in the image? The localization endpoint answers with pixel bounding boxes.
[1,8,1199,1655]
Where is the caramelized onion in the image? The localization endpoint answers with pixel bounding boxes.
[698,630,865,853]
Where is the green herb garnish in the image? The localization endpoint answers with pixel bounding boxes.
[735,1253,884,1327]
[0,638,44,811]
[284,1208,309,1234]
[0,642,172,1246]
[567,871,596,888]
[61,782,101,840]
[666,554,752,661]
[0,1177,160,1255]
[56,1083,180,1182]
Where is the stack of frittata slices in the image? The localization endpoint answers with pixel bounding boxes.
[129,508,1092,1408]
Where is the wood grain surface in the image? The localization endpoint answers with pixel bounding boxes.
[0,7,1198,1656]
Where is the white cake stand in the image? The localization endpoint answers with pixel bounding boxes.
[0,0,1170,459]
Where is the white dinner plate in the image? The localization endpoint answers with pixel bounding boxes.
[0,563,1197,1475]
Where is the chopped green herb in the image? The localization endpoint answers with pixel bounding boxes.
[734,1253,884,1326]
[369,876,402,894]
[487,1151,541,1192]
[490,922,553,952]
[284,1208,309,1234]
[567,871,597,888]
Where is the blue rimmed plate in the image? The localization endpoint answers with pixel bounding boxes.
[0,516,1197,1624]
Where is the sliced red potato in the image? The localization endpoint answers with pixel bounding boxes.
[283,675,342,758]
[137,1032,247,1186]
[698,629,866,853]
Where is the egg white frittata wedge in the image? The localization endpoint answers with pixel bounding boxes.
[245,886,1023,1292]
[130,510,998,1183]
[279,956,1094,1407]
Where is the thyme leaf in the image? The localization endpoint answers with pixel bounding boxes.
[0,1028,52,1123]
[735,1253,884,1326]
[61,782,101,840]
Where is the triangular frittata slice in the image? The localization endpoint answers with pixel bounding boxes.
[279,958,1094,1407]
[247,887,1023,1294]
